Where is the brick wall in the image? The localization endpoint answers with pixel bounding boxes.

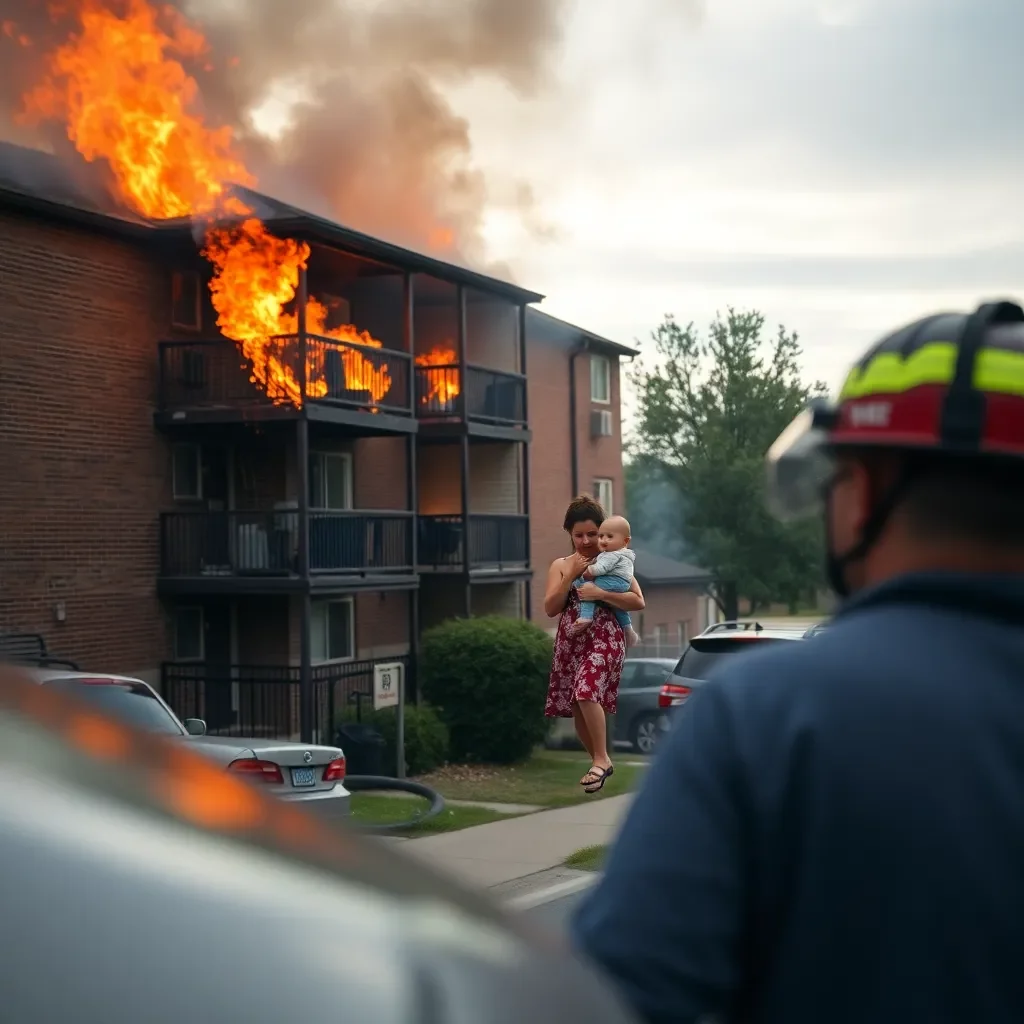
[234,596,290,663]
[232,432,288,507]
[354,590,410,658]
[418,576,466,630]
[285,592,410,664]
[0,206,169,678]
[471,581,524,619]
[416,442,521,514]
[524,316,626,628]
[632,584,704,657]
[577,351,626,515]
[411,287,518,373]
[465,290,518,373]
[283,435,411,510]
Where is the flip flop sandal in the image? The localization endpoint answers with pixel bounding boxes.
[581,765,614,793]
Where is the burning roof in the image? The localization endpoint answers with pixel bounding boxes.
[0,0,542,409]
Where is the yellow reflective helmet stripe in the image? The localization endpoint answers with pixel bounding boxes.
[840,342,1024,400]
[839,342,957,400]
[974,348,1024,398]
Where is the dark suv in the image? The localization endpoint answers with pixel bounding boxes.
[656,621,808,734]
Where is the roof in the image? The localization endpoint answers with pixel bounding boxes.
[0,142,543,304]
[526,308,640,358]
[695,621,807,641]
[229,185,543,304]
[633,546,713,586]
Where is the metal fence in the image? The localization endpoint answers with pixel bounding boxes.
[161,656,412,743]
[159,337,413,413]
[160,510,415,578]
[465,366,526,425]
[418,514,528,569]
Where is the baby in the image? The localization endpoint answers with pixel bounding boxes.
[571,515,641,647]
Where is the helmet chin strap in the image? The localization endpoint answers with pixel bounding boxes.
[824,465,921,599]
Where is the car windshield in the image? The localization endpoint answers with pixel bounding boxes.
[44,678,185,735]
[672,638,793,681]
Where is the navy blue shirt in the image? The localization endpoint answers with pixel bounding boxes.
[572,573,1024,1023]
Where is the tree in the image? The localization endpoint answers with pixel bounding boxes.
[624,454,692,562]
[629,308,827,616]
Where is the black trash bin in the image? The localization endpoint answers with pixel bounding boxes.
[335,722,388,777]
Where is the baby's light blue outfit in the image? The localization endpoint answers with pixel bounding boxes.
[574,548,636,632]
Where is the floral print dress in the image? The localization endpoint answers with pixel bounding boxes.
[545,586,627,718]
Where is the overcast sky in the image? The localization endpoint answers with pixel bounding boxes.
[441,0,1024,403]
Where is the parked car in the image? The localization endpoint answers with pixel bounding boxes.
[544,657,678,754]
[27,670,352,821]
[613,657,679,754]
[656,620,808,737]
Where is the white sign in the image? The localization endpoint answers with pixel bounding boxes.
[373,662,403,710]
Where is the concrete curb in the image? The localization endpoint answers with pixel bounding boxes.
[505,872,598,910]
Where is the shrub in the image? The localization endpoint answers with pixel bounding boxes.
[337,703,449,777]
[419,615,553,765]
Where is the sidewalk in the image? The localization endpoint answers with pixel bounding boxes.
[397,794,633,888]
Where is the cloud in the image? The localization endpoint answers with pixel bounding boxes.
[453,0,1024,394]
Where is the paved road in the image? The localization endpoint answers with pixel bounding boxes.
[520,886,589,931]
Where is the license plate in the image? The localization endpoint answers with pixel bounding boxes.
[291,767,317,788]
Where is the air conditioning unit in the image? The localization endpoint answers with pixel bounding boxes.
[590,409,613,438]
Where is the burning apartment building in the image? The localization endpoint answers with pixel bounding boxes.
[0,0,704,743]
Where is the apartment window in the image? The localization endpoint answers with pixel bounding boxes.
[173,606,204,661]
[310,452,353,510]
[311,598,354,664]
[593,477,614,516]
[171,270,202,331]
[172,444,202,500]
[590,354,610,403]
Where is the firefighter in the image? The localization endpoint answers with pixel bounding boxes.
[571,300,1024,1023]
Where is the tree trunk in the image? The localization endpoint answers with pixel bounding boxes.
[714,580,739,621]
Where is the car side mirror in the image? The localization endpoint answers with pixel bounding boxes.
[184,718,207,736]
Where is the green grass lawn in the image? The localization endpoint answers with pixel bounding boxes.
[349,793,517,836]
[415,749,645,809]
[565,844,608,872]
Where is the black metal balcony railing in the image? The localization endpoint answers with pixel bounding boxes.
[414,363,526,426]
[418,514,528,569]
[465,366,526,424]
[161,656,412,741]
[159,336,412,414]
[160,510,415,578]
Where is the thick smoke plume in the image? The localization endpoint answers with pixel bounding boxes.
[0,0,567,270]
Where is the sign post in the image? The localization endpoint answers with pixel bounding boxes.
[373,661,404,779]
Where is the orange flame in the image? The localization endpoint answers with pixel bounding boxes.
[21,0,251,219]
[415,344,460,408]
[15,0,391,408]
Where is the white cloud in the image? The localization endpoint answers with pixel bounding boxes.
[458,0,1024,406]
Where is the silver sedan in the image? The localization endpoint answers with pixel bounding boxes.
[28,670,351,822]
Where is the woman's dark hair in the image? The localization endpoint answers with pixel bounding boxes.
[563,494,606,533]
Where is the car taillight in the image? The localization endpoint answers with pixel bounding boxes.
[658,683,692,708]
[228,758,284,784]
[323,757,346,782]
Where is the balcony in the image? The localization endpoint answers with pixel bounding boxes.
[415,363,528,441]
[159,509,416,593]
[161,655,411,741]
[417,514,529,575]
[157,337,415,434]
